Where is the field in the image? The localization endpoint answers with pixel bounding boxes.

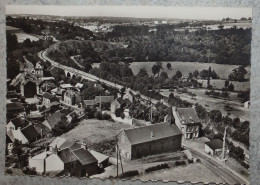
[61,119,133,154]
[129,61,251,79]
[133,163,225,184]
[160,88,250,121]
[14,32,40,43]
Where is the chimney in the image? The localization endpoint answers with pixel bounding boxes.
[81,141,87,150]
[151,131,155,138]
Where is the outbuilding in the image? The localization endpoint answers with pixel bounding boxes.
[205,139,223,156]
[117,122,182,160]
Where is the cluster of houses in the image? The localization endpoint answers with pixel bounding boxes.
[6,58,227,177]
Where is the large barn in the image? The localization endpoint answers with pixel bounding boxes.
[117,122,182,160]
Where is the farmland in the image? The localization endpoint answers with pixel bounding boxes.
[93,61,250,80]
[129,61,250,80]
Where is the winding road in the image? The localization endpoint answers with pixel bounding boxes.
[38,48,249,185]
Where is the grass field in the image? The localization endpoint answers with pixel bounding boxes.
[14,32,40,43]
[61,119,133,154]
[129,61,251,80]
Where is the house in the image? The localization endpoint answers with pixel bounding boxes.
[110,97,131,113]
[60,84,73,90]
[35,62,44,77]
[7,102,24,115]
[205,139,223,156]
[244,101,250,109]
[94,96,114,105]
[7,90,20,99]
[171,107,201,139]
[63,90,81,106]
[29,137,99,176]
[123,90,135,103]
[41,109,75,130]
[20,79,37,98]
[6,117,26,132]
[36,78,56,95]
[117,122,182,160]
[42,92,59,106]
[83,96,114,108]
[89,150,109,168]
[7,124,40,144]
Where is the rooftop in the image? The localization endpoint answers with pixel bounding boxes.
[123,122,182,145]
[175,107,200,124]
[205,139,223,150]
[21,124,39,142]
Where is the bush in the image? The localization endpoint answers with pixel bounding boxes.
[96,111,103,120]
[115,108,122,117]
[145,163,169,173]
[120,112,125,119]
[119,170,139,178]
[22,167,37,175]
[175,161,186,166]
[102,113,111,120]
[241,162,249,169]
[5,168,13,174]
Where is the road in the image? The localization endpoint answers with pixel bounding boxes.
[38,48,248,184]
[184,145,249,185]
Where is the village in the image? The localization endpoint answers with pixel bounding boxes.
[5,13,251,184]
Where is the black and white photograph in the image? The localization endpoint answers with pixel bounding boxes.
[5,5,251,184]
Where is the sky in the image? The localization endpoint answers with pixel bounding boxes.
[6,5,252,20]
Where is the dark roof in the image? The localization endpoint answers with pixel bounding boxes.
[43,92,57,101]
[7,102,24,111]
[205,139,223,150]
[175,108,200,124]
[70,143,82,151]
[59,148,78,163]
[123,122,182,145]
[115,97,125,105]
[10,117,25,128]
[46,109,73,128]
[21,125,39,142]
[73,148,97,165]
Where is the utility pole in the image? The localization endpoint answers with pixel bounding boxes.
[119,148,124,176]
[116,144,119,178]
[222,126,227,161]
[99,94,102,110]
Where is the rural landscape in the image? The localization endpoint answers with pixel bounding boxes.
[5,6,251,184]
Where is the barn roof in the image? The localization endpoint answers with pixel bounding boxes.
[123,122,182,145]
[205,139,223,150]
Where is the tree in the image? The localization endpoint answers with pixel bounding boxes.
[209,110,222,123]
[228,83,234,91]
[115,108,123,117]
[160,71,168,81]
[167,63,172,70]
[152,65,159,77]
[175,70,182,79]
[137,68,148,77]
[7,34,18,56]
[193,70,199,79]
[168,92,174,103]
[225,80,230,88]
